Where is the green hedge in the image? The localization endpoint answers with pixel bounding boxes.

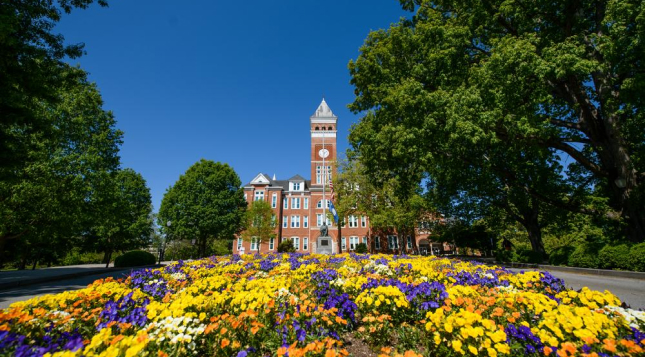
[598,244,631,270]
[548,246,575,266]
[628,243,645,272]
[277,240,296,253]
[568,244,600,268]
[513,249,546,264]
[114,250,156,268]
[355,243,368,254]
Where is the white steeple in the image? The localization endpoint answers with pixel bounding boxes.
[311,98,337,119]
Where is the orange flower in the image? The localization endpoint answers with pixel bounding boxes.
[277,347,288,356]
[544,347,553,356]
[220,327,228,335]
[325,350,337,357]
[221,338,230,348]
[602,339,617,353]
[560,342,576,356]
[492,307,504,317]
[109,335,125,346]
[157,350,169,357]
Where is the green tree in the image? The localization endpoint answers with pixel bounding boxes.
[158,160,247,258]
[1,0,108,182]
[89,169,153,267]
[241,199,277,252]
[0,66,123,268]
[348,0,645,242]
[334,158,428,253]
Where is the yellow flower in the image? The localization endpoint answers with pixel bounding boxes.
[452,339,463,353]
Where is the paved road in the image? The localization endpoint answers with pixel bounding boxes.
[511,268,645,310]
[0,270,130,309]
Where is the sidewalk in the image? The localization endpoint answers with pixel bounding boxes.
[0,263,165,291]
[459,256,645,280]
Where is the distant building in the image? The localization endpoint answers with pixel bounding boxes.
[233,99,447,255]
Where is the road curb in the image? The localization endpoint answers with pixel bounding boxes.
[462,257,645,280]
[0,264,164,291]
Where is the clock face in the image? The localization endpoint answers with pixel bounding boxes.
[318,148,330,158]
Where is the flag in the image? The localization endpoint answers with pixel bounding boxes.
[328,178,338,223]
[329,200,339,224]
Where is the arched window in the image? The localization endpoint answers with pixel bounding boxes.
[317,199,330,208]
[315,126,319,130]
[328,126,333,130]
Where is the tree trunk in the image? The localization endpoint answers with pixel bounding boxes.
[104,250,112,268]
[522,203,545,254]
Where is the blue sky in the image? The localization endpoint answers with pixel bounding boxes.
[56,1,409,211]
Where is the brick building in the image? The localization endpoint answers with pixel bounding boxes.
[233,99,448,255]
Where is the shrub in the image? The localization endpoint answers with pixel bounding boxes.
[114,250,156,268]
[355,243,368,254]
[60,248,104,266]
[512,249,545,264]
[628,243,645,272]
[165,240,198,260]
[495,250,513,263]
[548,246,575,266]
[598,244,631,270]
[211,239,233,256]
[568,244,600,268]
[277,240,296,253]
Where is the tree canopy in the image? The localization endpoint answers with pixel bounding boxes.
[89,169,153,267]
[0,65,126,268]
[348,0,645,244]
[158,160,247,257]
[1,0,108,181]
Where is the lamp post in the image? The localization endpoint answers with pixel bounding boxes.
[160,221,170,264]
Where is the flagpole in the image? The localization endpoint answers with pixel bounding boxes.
[322,131,326,223]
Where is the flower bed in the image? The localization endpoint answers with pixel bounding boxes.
[1,253,644,357]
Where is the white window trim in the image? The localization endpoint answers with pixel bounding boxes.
[269,237,275,250]
[291,215,300,228]
[303,216,308,228]
[291,197,300,209]
[237,238,243,250]
[282,216,287,228]
[407,235,413,249]
[303,237,308,250]
[292,237,300,250]
[272,193,277,208]
[349,236,359,250]
[304,198,309,209]
[375,236,381,250]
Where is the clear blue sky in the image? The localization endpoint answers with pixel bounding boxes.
[56,0,409,211]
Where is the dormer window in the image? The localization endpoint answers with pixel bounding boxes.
[294,182,301,190]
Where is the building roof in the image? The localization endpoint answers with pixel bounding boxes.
[288,174,306,182]
[311,98,337,119]
[244,174,312,192]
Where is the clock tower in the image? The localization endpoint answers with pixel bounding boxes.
[310,98,338,187]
